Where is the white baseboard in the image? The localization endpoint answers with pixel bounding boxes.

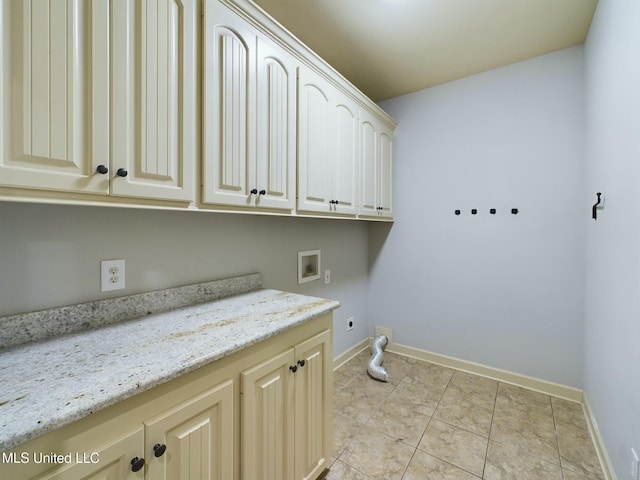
[583,394,617,480]
[386,341,584,402]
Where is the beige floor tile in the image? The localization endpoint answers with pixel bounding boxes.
[385,378,442,417]
[366,396,431,446]
[402,450,480,480]
[441,381,497,411]
[418,419,488,476]
[558,434,605,480]
[484,440,563,480]
[333,353,605,480]
[325,459,374,480]
[490,411,560,464]
[340,425,415,480]
[495,383,552,416]
[403,362,454,394]
[562,469,594,480]
[333,411,365,458]
[334,374,396,423]
[552,397,591,441]
[376,352,418,384]
[334,350,372,388]
[450,370,499,393]
[433,394,493,437]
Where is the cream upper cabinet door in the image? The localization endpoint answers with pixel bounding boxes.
[293,330,332,480]
[241,348,296,480]
[0,0,109,194]
[298,66,358,216]
[378,125,394,218]
[359,110,394,219]
[297,66,333,214]
[110,0,196,202]
[202,1,257,207]
[359,111,379,216]
[144,379,234,480]
[332,98,359,215]
[33,428,144,480]
[254,35,297,210]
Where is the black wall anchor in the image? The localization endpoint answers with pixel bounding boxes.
[592,192,603,220]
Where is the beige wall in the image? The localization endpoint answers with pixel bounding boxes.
[0,201,370,357]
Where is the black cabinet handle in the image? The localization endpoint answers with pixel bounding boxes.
[250,188,258,195]
[297,359,306,367]
[96,165,108,175]
[116,168,128,177]
[153,443,167,457]
[289,365,297,373]
[130,457,145,472]
[259,189,266,196]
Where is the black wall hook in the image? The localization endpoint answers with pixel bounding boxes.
[592,192,602,220]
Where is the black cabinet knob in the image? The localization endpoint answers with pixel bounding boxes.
[289,365,297,373]
[250,188,258,195]
[153,443,167,457]
[259,189,266,196]
[297,359,306,367]
[116,168,128,177]
[130,457,145,472]
[96,165,108,175]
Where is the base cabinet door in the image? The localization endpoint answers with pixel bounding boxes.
[240,330,331,480]
[293,330,332,480]
[144,379,234,480]
[240,349,296,480]
[34,428,144,480]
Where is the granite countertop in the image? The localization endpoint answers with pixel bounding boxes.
[0,285,339,451]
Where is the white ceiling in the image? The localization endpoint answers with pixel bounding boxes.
[252,0,598,101]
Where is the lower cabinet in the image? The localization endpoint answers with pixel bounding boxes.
[34,380,234,480]
[34,428,144,480]
[240,329,332,480]
[144,380,234,480]
[1,315,332,480]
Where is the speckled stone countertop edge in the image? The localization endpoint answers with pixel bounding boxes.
[0,288,340,451]
[0,273,263,349]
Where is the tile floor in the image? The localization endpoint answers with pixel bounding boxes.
[327,350,605,480]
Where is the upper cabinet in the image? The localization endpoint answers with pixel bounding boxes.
[202,1,296,211]
[0,0,196,202]
[298,66,358,216]
[110,0,197,202]
[0,0,394,220]
[0,0,109,194]
[360,110,393,219]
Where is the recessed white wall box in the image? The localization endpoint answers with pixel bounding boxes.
[101,259,126,292]
[298,250,321,284]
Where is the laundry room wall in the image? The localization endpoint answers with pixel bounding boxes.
[369,46,586,387]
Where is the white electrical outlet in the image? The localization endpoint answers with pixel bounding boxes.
[324,270,331,284]
[101,259,125,292]
[346,317,354,331]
